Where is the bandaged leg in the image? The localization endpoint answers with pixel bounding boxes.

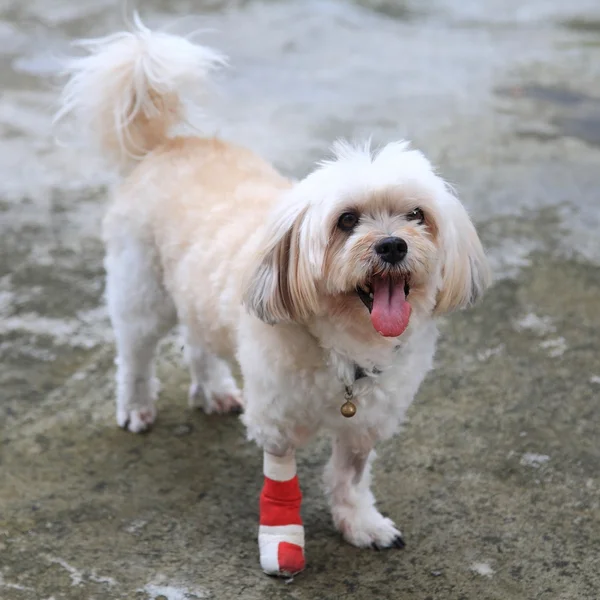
[258,450,305,576]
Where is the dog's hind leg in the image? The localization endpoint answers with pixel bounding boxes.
[185,335,243,414]
[105,232,177,433]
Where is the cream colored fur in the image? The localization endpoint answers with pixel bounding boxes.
[57,19,491,559]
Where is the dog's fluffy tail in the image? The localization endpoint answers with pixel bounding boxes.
[55,14,226,172]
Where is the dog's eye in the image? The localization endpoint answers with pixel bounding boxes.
[406,208,425,224]
[338,212,359,232]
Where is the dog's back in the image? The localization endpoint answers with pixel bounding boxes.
[57,16,292,430]
[104,135,290,357]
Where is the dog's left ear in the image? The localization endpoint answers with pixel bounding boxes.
[434,190,491,315]
[244,201,320,324]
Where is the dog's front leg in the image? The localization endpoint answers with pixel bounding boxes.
[258,448,305,577]
[324,436,405,550]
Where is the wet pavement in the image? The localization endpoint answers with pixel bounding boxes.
[1,1,600,599]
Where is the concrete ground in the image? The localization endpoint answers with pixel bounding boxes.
[1,1,600,598]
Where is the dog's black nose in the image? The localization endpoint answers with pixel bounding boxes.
[375,237,408,264]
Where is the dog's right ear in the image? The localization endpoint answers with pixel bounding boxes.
[244,202,320,324]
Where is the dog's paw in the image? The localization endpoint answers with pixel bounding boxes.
[117,405,157,433]
[189,382,243,414]
[334,507,404,549]
[259,525,305,578]
[207,390,243,414]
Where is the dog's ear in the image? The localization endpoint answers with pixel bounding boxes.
[434,191,491,315]
[244,203,320,324]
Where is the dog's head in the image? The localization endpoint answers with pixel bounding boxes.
[244,141,491,337]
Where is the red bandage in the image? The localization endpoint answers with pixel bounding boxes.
[259,476,303,526]
[258,470,305,576]
[277,542,305,575]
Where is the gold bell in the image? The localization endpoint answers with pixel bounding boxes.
[341,385,357,417]
[340,400,357,418]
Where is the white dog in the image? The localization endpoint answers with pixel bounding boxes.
[57,17,491,577]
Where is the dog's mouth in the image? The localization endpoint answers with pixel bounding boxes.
[356,276,412,338]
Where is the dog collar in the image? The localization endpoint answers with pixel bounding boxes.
[353,364,381,381]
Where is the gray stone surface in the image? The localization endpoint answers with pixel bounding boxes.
[1,1,599,598]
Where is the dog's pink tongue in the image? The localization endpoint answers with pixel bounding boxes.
[370,276,412,337]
